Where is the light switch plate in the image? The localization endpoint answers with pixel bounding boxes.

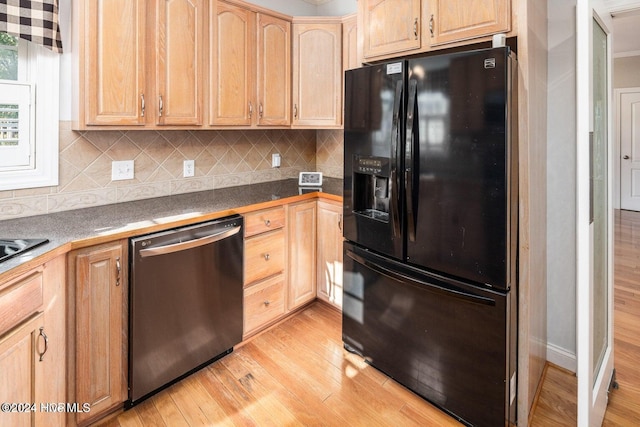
[112,160,134,181]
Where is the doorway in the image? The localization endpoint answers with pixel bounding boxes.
[613,9,640,211]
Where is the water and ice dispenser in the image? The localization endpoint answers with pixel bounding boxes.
[352,156,390,222]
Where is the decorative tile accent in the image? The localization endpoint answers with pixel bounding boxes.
[0,123,328,220]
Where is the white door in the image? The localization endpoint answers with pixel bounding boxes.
[576,3,615,426]
[619,90,640,211]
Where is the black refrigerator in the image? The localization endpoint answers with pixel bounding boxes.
[342,47,518,427]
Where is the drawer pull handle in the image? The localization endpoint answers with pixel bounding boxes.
[265,219,271,226]
[38,327,48,362]
[264,300,270,307]
[264,253,270,261]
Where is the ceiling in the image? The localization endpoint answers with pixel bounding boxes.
[607,1,640,56]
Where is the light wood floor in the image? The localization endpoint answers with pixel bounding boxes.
[97,209,640,427]
[96,302,463,427]
[530,209,640,426]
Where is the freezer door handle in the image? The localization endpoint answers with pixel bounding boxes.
[346,249,496,306]
[390,80,403,237]
[405,80,418,242]
[140,226,242,257]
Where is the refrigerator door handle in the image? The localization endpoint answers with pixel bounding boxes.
[405,80,418,242]
[346,249,496,306]
[390,80,403,237]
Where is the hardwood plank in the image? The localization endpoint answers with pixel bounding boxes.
[531,209,640,425]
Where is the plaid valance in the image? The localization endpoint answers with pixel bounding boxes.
[0,0,63,53]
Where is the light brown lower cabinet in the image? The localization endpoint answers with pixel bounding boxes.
[316,199,343,309]
[67,241,128,426]
[288,200,317,310]
[0,255,66,427]
[243,206,288,338]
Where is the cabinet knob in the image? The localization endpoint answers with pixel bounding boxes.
[264,253,270,261]
[264,300,270,307]
[140,94,145,117]
[265,219,271,227]
[414,17,419,40]
[624,155,630,159]
[249,102,253,118]
[294,104,298,119]
[159,95,164,117]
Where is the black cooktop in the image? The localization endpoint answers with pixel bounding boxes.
[0,238,49,263]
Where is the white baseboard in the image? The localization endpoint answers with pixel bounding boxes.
[546,342,577,373]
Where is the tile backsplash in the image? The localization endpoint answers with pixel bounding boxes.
[0,123,344,220]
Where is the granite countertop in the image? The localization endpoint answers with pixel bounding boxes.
[0,178,343,276]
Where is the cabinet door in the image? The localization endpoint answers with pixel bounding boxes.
[73,242,127,425]
[343,15,360,71]
[288,201,317,310]
[292,22,342,127]
[317,201,343,309]
[83,0,146,126]
[257,14,291,126]
[155,0,204,125]
[429,0,510,46]
[37,256,67,427]
[210,1,256,126]
[362,0,421,59]
[0,313,44,427]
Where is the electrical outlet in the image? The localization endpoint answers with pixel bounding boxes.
[183,160,195,177]
[111,160,134,181]
[272,153,281,168]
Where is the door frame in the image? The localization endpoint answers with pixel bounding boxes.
[615,87,640,210]
[576,2,615,426]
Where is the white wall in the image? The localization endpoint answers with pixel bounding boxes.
[614,56,640,87]
[318,1,357,16]
[546,0,578,371]
[247,0,356,16]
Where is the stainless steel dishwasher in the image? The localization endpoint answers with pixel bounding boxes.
[128,215,243,406]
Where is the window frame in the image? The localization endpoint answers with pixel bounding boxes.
[0,35,59,192]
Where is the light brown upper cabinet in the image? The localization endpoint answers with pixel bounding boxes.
[210,1,256,126]
[75,0,147,127]
[292,19,342,128]
[428,0,510,46]
[74,0,204,129]
[153,0,205,125]
[342,14,360,71]
[361,0,422,59]
[211,2,290,127]
[256,13,291,126]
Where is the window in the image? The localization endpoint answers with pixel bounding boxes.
[0,32,59,191]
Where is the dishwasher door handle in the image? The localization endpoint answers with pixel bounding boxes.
[139,226,242,258]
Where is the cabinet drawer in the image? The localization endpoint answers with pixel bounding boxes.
[244,275,286,335]
[245,229,285,285]
[244,206,286,237]
[0,271,43,336]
